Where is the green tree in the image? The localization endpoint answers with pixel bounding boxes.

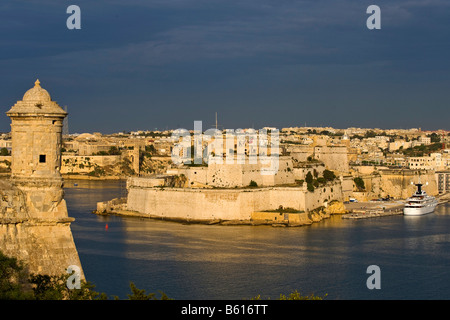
[323,169,336,181]
[29,274,107,300]
[0,251,33,300]
[127,282,171,300]
[305,172,313,184]
[427,133,440,143]
[279,290,326,300]
[0,148,9,156]
[364,130,377,138]
[252,289,326,300]
[108,146,121,155]
[354,177,365,191]
[0,250,166,300]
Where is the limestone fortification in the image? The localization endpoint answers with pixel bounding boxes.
[124,179,344,221]
[97,156,348,225]
[0,80,83,278]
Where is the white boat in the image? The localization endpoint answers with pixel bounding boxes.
[404,182,438,216]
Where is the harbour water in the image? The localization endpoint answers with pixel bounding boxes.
[66,179,450,300]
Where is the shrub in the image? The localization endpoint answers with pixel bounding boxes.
[354,177,365,191]
[323,169,336,181]
[305,172,313,184]
[0,147,9,156]
[317,177,326,185]
[249,180,258,187]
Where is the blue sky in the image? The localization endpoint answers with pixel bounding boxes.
[0,0,449,133]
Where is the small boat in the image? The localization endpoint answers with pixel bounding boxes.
[404,181,438,216]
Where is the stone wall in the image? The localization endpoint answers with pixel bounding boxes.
[0,178,83,277]
[125,177,344,221]
[0,221,83,277]
[289,144,349,173]
[292,162,325,181]
[10,117,63,178]
[350,169,439,201]
[61,155,121,174]
[313,145,349,173]
[170,156,295,188]
[379,169,438,198]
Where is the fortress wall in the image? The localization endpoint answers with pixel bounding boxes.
[1,180,83,277]
[292,163,325,181]
[61,155,121,174]
[273,158,296,185]
[185,167,209,186]
[379,169,438,198]
[350,169,439,200]
[340,175,354,201]
[0,221,83,277]
[289,145,313,162]
[201,156,294,188]
[304,180,344,210]
[314,145,349,173]
[127,187,251,220]
[126,186,308,221]
[126,178,343,221]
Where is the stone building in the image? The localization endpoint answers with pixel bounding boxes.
[0,80,83,278]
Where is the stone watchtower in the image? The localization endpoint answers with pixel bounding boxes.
[0,80,83,278]
[7,79,68,217]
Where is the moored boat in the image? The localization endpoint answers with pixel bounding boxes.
[404,182,438,216]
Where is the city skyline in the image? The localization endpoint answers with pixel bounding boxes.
[0,0,449,134]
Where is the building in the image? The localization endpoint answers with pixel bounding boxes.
[436,171,450,194]
[409,152,450,171]
[0,80,83,278]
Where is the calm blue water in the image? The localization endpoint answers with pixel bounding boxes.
[65,179,450,300]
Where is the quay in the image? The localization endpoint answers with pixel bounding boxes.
[342,193,449,220]
[342,208,403,220]
[342,199,405,220]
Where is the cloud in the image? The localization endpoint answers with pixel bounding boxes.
[0,0,449,132]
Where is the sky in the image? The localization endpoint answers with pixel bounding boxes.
[0,0,449,134]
